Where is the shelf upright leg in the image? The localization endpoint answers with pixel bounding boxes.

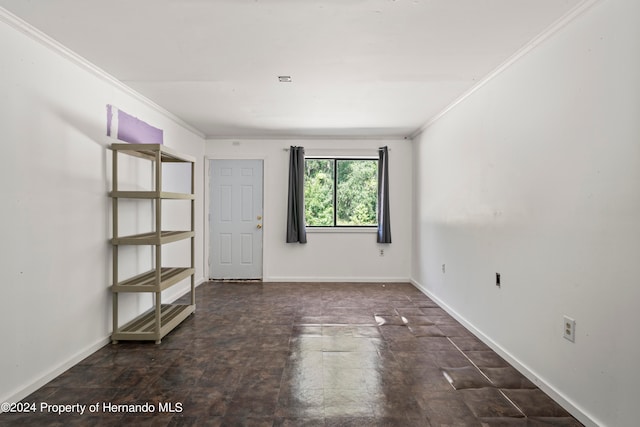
[112,147,119,344]
[190,161,196,307]
[154,149,162,344]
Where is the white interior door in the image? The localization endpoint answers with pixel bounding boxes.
[209,159,263,279]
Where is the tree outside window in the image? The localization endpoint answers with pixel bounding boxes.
[304,158,378,227]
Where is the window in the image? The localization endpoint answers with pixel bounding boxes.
[304,158,378,227]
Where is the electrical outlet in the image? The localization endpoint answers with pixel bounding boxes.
[379,249,384,256]
[563,316,576,342]
[496,272,501,287]
[442,264,446,273]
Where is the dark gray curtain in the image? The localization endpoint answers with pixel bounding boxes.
[286,146,307,243]
[377,146,392,243]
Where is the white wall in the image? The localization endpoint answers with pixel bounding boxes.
[0,15,205,405]
[411,1,640,426]
[205,139,412,282]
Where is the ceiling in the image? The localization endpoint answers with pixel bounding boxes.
[0,0,583,139]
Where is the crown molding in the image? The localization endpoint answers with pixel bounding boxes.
[0,7,206,140]
[409,0,602,140]
[205,134,409,141]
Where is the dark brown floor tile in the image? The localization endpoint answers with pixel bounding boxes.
[415,300,440,308]
[374,314,405,326]
[113,366,168,390]
[477,417,529,426]
[528,417,585,426]
[102,347,184,367]
[182,387,232,417]
[322,326,354,337]
[419,308,450,317]
[44,386,120,405]
[0,412,75,426]
[117,413,175,426]
[352,326,382,338]
[138,387,193,414]
[292,325,323,337]
[273,418,325,427]
[428,350,474,368]
[225,390,279,417]
[151,365,205,388]
[323,351,381,369]
[394,308,427,316]
[364,367,413,390]
[275,387,324,418]
[501,389,572,418]
[342,315,378,325]
[263,325,294,336]
[247,351,289,370]
[459,388,523,418]
[407,325,444,337]
[256,335,291,352]
[401,316,436,326]
[378,325,414,341]
[391,351,436,368]
[480,367,536,389]
[321,336,378,352]
[437,324,476,337]
[21,386,58,403]
[238,368,284,387]
[415,337,458,352]
[198,367,243,390]
[47,366,125,388]
[217,416,274,427]
[325,416,429,426]
[415,390,481,426]
[409,368,456,392]
[465,351,510,368]
[212,336,254,352]
[170,350,215,369]
[385,339,425,352]
[290,337,324,352]
[369,392,424,419]
[449,336,492,351]
[323,388,375,418]
[441,366,493,389]
[429,316,462,326]
[167,415,201,427]
[323,367,369,390]
[4,282,583,427]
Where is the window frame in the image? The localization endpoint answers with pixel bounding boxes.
[304,156,379,229]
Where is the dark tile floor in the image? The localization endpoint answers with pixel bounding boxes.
[0,282,583,426]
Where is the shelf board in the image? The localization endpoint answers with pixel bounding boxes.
[112,304,195,343]
[110,191,194,200]
[112,230,194,245]
[111,143,195,163]
[112,267,195,293]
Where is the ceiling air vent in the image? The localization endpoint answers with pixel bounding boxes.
[278,76,292,83]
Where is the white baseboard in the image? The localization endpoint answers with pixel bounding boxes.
[263,276,411,283]
[1,336,110,412]
[410,278,599,427]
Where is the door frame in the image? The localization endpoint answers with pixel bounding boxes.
[204,154,268,280]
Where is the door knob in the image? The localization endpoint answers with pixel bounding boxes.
[257,215,262,220]
[256,224,262,229]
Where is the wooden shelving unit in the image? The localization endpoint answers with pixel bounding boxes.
[110,143,195,344]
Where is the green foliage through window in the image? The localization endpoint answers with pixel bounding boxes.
[304,158,378,227]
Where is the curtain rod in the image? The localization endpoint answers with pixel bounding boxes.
[282,147,390,152]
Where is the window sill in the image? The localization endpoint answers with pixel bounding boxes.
[306,227,377,234]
